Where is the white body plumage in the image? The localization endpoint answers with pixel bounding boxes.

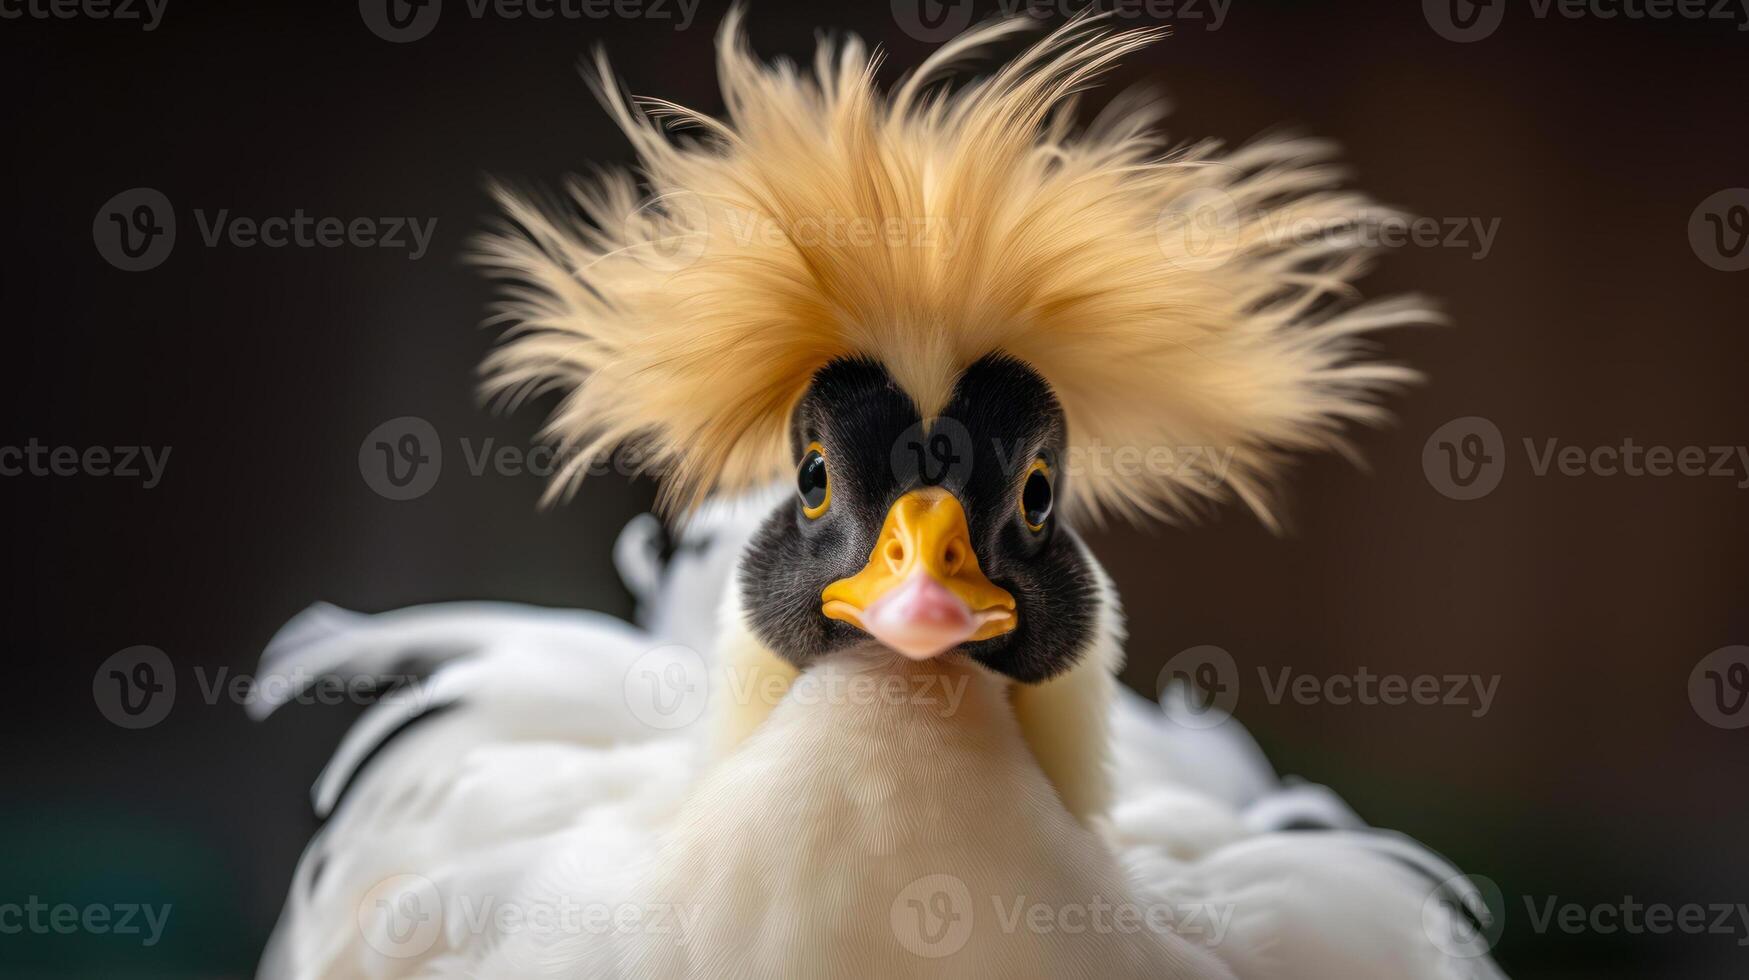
[255,496,1503,980]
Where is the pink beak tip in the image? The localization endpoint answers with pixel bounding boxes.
[861,575,979,661]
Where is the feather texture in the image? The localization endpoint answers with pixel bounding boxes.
[256,501,1505,979]
[475,11,1431,525]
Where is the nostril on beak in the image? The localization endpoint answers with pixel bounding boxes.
[942,540,964,576]
[884,539,905,572]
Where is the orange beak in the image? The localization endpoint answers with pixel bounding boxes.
[821,489,1017,660]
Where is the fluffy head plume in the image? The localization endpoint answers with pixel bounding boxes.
[474,10,1431,527]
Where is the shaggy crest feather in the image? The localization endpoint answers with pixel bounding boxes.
[473,9,1432,526]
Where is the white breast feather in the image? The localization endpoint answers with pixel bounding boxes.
[255,500,1504,980]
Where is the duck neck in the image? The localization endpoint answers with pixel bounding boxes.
[627,648,1205,977]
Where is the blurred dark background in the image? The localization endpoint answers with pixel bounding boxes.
[2,0,1745,976]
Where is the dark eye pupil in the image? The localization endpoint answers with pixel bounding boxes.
[797,450,828,509]
[1023,470,1053,527]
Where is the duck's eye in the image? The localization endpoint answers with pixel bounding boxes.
[797,443,830,518]
[1020,458,1053,532]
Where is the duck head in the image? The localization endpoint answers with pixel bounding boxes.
[738,353,1100,683]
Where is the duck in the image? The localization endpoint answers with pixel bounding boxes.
[255,11,1506,979]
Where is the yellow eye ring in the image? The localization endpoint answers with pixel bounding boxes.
[1020,458,1053,532]
[798,441,831,519]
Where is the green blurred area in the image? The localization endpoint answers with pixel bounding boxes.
[0,810,254,978]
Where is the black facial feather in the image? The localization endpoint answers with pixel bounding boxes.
[739,357,916,664]
[940,355,1095,683]
[738,353,1099,684]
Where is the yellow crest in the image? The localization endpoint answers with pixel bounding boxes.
[475,11,1431,526]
